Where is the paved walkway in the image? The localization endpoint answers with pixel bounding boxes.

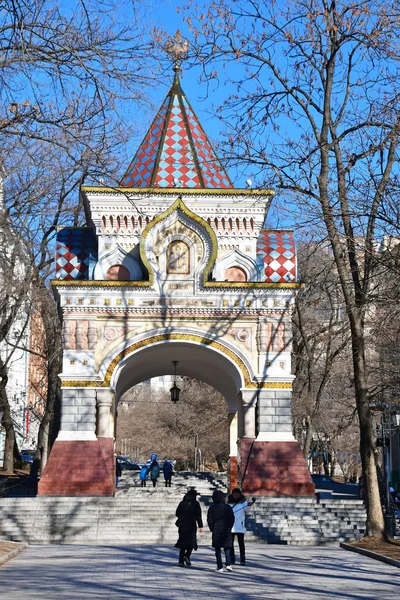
[0,544,399,599]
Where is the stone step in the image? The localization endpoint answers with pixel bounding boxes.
[0,471,367,545]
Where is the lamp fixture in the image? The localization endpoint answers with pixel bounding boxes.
[392,410,400,428]
[170,360,181,404]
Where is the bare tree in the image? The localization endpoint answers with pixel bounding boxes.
[0,0,160,473]
[183,0,400,538]
[0,0,155,150]
[0,203,32,472]
[293,240,352,460]
[117,379,229,470]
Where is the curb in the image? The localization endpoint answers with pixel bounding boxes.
[0,543,28,567]
[340,542,400,569]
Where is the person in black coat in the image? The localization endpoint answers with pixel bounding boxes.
[163,459,173,487]
[116,457,122,488]
[148,459,160,487]
[207,490,235,572]
[174,489,203,566]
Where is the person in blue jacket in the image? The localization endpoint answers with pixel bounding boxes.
[140,466,148,487]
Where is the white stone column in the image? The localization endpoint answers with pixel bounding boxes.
[240,389,258,438]
[96,389,114,438]
[57,388,97,441]
[228,413,238,456]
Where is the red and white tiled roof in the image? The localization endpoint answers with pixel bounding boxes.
[120,70,233,189]
[257,230,297,283]
[56,228,97,280]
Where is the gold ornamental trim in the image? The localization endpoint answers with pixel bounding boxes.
[139,196,218,286]
[52,279,301,289]
[105,333,249,386]
[257,382,293,388]
[61,332,292,390]
[52,280,152,287]
[82,185,274,197]
[203,282,302,289]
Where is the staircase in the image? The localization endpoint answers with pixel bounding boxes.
[117,471,227,498]
[0,472,366,545]
[246,497,366,545]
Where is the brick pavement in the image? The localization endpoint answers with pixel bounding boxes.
[0,543,399,599]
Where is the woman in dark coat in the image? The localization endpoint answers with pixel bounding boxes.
[175,489,203,566]
[148,459,160,487]
[207,490,235,572]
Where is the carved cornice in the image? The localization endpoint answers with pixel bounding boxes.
[52,279,302,290]
[61,307,293,317]
[82,185,274,197]
[52,280,151,288]
[203,282,302,290]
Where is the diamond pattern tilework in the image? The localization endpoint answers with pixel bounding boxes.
[120,74,233,189]
[256,230,297,283]
[56,228,97,280]
[155,96,200,188]
[182,97,232,189]
[121,99,169,187]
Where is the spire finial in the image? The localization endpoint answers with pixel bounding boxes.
[164,31,188,85]
[172,62,180,86]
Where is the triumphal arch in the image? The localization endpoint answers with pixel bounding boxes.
[39,69,314,497]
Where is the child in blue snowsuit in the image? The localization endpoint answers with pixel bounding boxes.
[140,466,148,487]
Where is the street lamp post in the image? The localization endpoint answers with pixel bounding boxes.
[194,433,198,471]
[376,405,400,538]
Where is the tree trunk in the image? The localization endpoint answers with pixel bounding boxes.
[302,414,313,461]
[0,360,17,473]
[318,142,385,537]
[322,451,329,476]
[330,452,336,478]
[350,314,384,537]
[2,408,16,473]
[35,347,61,473]
[32,284,62,475]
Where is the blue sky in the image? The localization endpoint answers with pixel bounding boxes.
[62,1,290,224]
[121,0,253,187]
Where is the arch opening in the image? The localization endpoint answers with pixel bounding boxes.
[112,341,244,472]
[113,340,244,412]
[117,376,231,471]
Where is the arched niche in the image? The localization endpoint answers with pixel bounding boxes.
[106,265,130,281]
[213,249,259,282]
[94,246,143,281]
[140,197,217,288]
[224,266,247,282]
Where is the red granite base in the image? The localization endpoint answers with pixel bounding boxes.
[238,439,315,496]
[228,456,239,492]
[38,438,115,496]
